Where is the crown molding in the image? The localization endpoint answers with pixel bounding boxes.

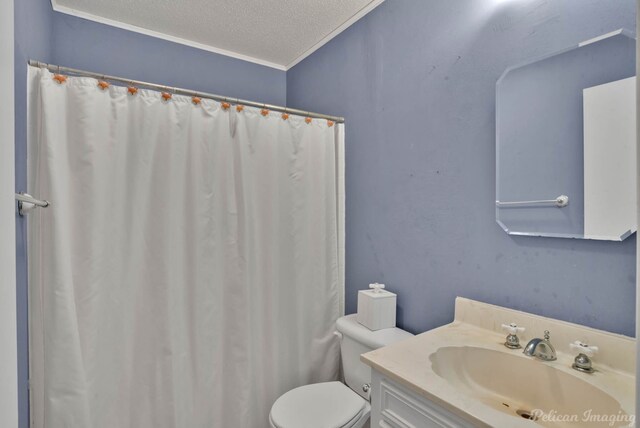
[51,1,287,70]
[285,0,385,69]
[51,0,385,71]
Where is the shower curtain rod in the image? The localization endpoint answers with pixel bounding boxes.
[28,60,345,123]
[15,193,49,216]
[15,193,49,208]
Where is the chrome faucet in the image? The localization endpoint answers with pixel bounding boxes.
[523,330,557,361]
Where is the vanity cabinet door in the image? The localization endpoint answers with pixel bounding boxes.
[371,371,477,428]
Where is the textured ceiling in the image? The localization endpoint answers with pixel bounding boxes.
[53,0,383,69]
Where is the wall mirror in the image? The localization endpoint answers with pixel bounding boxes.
[496,29,636,241]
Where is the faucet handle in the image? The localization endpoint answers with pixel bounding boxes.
[501,323,525,335]
[570,341,598,357]
[502,323,525,349]
[570,341,598,373]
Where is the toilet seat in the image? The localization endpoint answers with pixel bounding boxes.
[269,381,370,428]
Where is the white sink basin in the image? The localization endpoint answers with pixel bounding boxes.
[430,346,629,427]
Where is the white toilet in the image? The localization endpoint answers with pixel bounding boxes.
[269,314,413,428]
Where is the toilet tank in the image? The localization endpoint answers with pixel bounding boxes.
[335,314,413,399]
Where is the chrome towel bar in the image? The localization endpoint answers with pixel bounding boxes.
[496,195,569,208]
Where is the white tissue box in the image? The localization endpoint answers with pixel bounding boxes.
[357,289,397,331]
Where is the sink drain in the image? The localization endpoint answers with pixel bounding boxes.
[516,409,539,421]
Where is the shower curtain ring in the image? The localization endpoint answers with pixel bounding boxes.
[192,92,203,105]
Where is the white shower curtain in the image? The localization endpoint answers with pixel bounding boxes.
[27,66,345,428]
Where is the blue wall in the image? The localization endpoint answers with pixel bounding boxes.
[50,13,286,106]
[287,0,637,337]
[14,2,286,426]
[14,1,52,426]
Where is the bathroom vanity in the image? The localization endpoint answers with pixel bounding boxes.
[361,298,635,428]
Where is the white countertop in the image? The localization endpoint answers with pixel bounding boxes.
[360,297,636,427]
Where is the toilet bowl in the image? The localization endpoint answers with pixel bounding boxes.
[269,314,413,428]
[269,381,370,428]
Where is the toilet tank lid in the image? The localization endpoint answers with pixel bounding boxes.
[336,314,413,349]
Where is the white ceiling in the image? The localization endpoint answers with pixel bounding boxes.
[52,0,384,70]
